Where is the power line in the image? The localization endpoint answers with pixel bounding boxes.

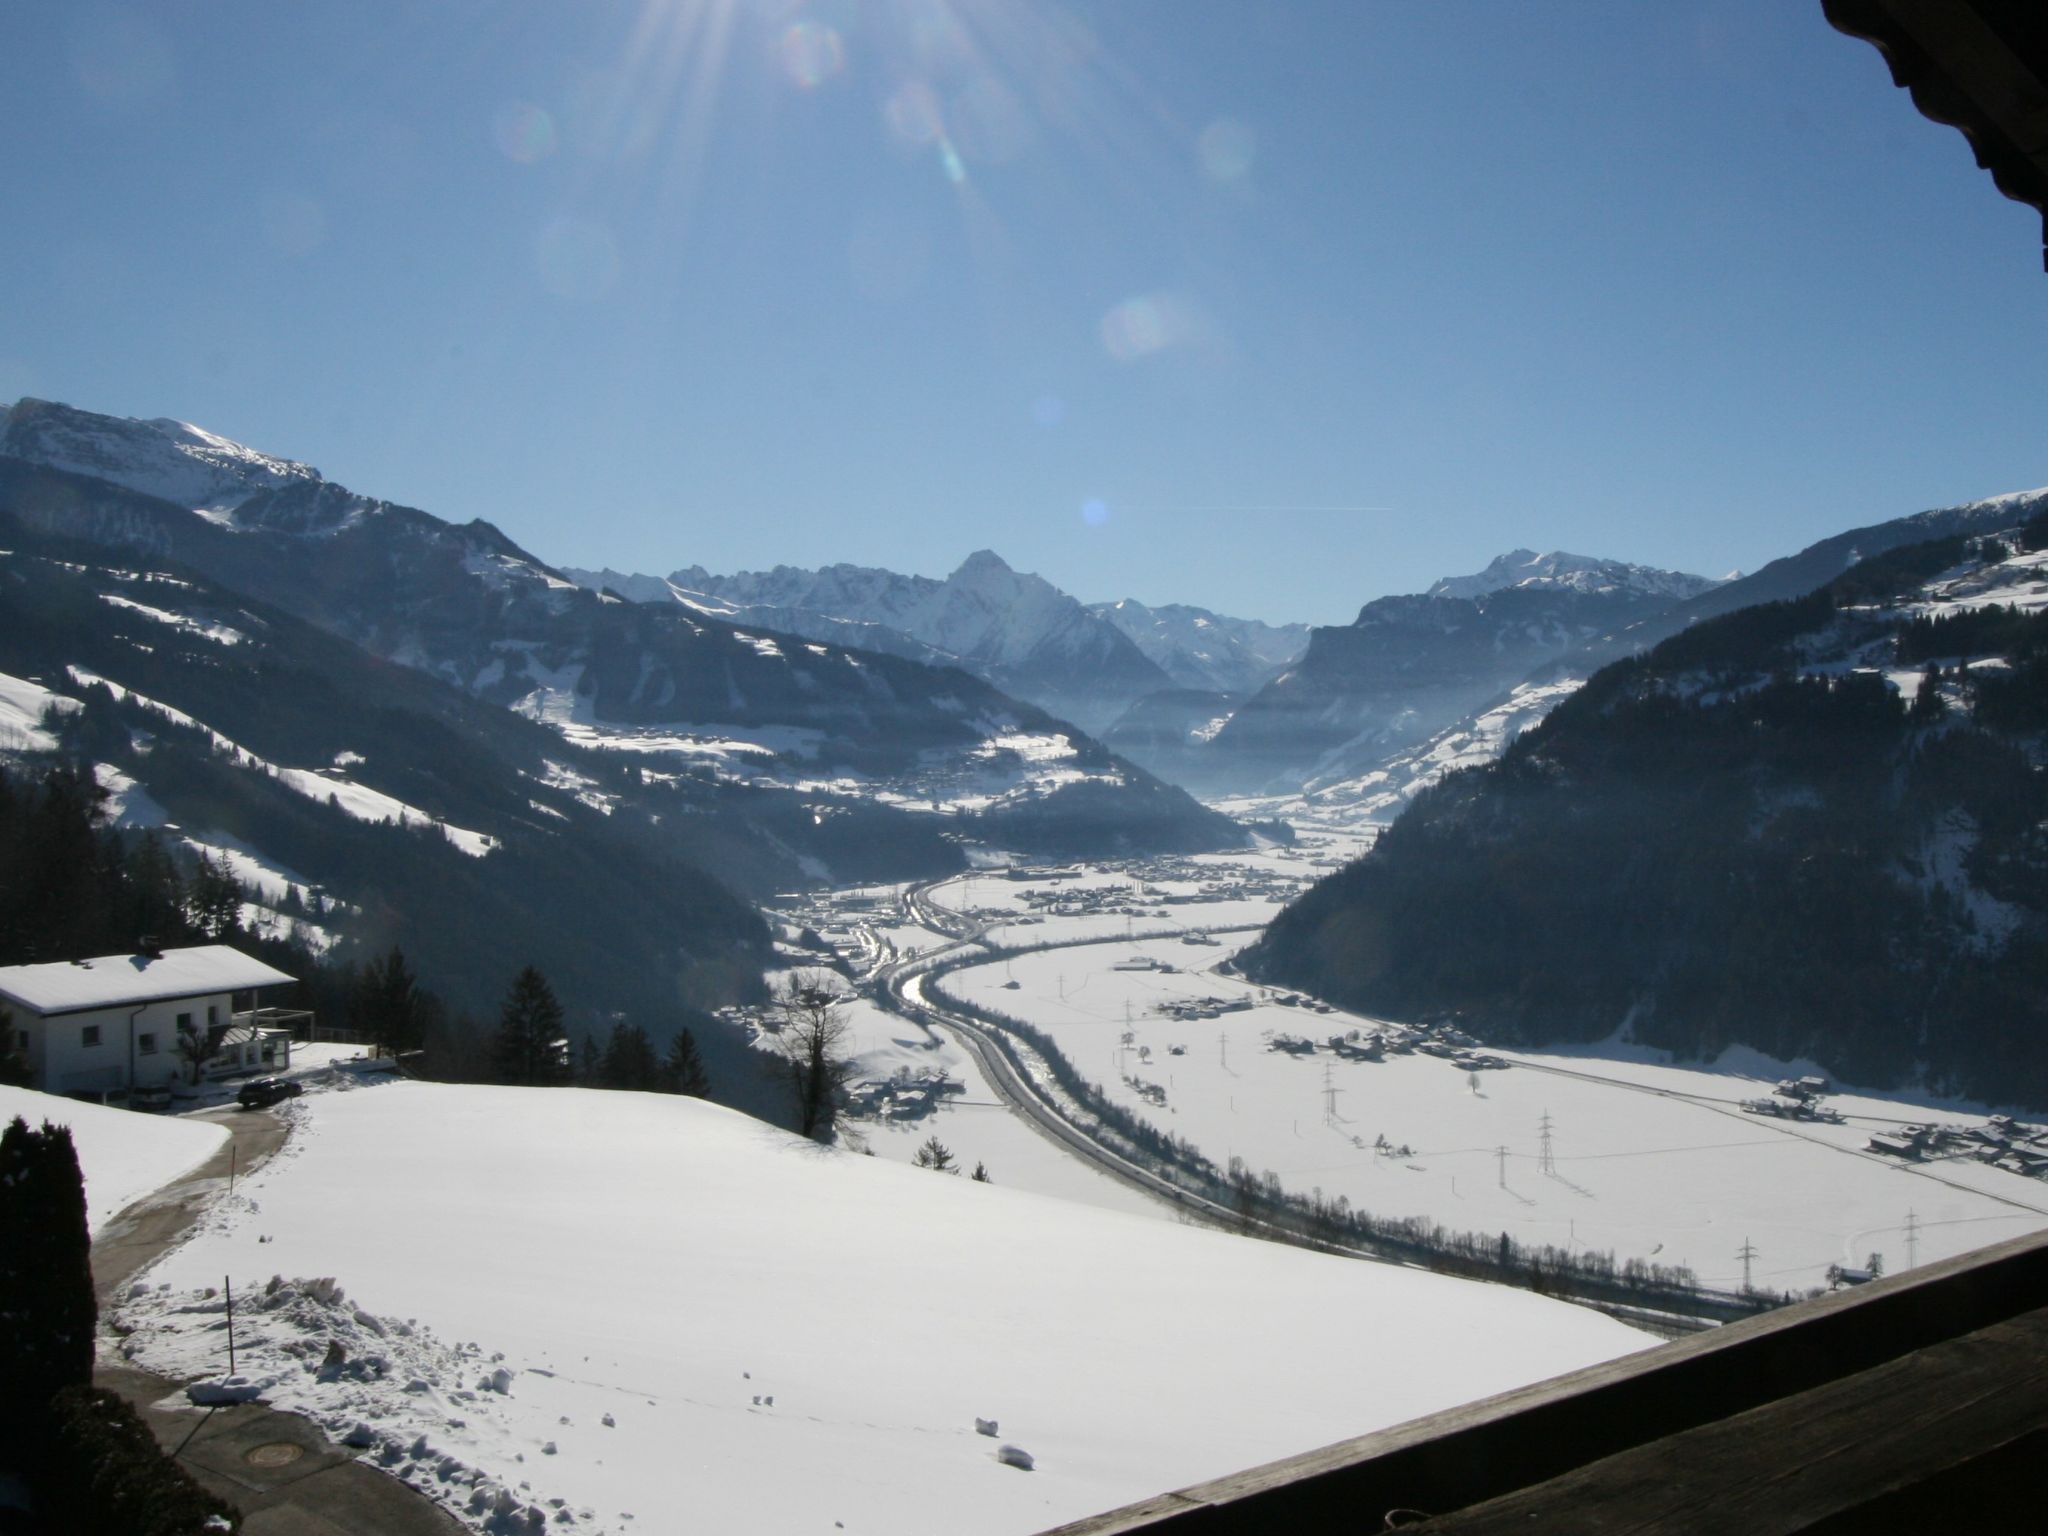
[1538,1110,1556,1176]
[1736,1238,1759,1293]
[1905,1209,1920,1270]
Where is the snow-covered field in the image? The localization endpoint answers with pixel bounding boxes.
[935,935,2048,1293]
[0,1084,225,1234]
[118,1080,1646,1536]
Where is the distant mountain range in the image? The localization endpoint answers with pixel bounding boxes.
[565,554,1311,734]
[0,399,1246,887]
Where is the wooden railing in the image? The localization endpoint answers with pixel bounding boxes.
[1039,1226,2048,1534]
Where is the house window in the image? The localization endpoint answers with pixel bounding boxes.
[82,1025,101,1048]
[139,1032,158,1055]
[13,1029,25,1053]
[208,1004,218,1026]
[178,1011,194,1031]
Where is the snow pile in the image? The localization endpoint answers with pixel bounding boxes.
[121,1081,1645,1536]
[119,1274,569,1531]
[0,1085,226,1234]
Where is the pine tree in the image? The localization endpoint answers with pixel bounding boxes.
[186,852,243,941]
[601,1022,661,1091]
[970,1161,991,1183]
[493,966,570,1086]
[0,1118,96,1441]
[662,1027,712,1098]
[352,946,428,1060]
[913,1134,957,1173]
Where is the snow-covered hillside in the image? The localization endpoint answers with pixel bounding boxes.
[119,1082,1646,1536]
[0,1084,225,1234]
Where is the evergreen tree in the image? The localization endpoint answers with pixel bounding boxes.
[186,852,244,941]
[493,966,570,1086]
[662,1027,712,1098]
[351,946,428,1060]
[913,1134,957,1173]
[126,830,186,947]
[601,1022,661,1091]
[576,1032,602,1085]
[970,1160,991,1183]
[0,1118,96,1442]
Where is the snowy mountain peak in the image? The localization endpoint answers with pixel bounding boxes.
[1425,549,1719,604]
[953,548,1015,582]
[1,397,322,515]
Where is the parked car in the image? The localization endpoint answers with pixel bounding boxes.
[129,1084,174,1112]
[236,1076,303,1109]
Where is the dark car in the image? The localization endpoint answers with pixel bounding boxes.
[236,1076,304,1109]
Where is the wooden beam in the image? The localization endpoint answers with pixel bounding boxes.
[1039,1226,2048,1535]
[1405,1306,2048,1533]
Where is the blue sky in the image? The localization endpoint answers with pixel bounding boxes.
[4,1,2044,625]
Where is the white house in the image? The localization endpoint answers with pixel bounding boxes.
[0,944,299,1101]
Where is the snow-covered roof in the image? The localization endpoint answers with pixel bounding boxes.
[0,945,296,1017]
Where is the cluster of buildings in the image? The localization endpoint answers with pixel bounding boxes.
[1742,1078,1845,1124]
[1866,1115,2048,1177]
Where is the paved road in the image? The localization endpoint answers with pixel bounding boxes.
[90,1106,464,1536]
[876,881,1284,1233]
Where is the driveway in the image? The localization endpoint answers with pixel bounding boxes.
[90,1105,464,1535]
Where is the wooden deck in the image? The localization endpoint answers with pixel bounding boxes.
[1039,1227,2048,1535]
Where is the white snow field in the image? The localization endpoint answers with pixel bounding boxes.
[936,937,2048,1294]
[120,1081,1646,1536]
[0,1084,226,1234]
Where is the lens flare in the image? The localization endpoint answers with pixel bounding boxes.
[884,80,945,147]
[492,101,558,164]
[1196,117,1257,182]
[1081,499,1110,527]
[777,21,846,89]
[1099,293,1188,362]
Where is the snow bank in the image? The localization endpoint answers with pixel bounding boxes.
[0,1085,226,1235]
[122,1082,1644,1536]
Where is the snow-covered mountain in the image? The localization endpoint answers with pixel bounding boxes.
[568,551,1174,733]
[1,399,1246,866]
[0,398,321,515]
[1426,548,1721,604]
[1087,597,1309,696]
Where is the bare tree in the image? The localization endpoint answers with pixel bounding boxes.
[772,972,856,1141]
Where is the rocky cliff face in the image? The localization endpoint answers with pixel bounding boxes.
[1193,552,1718,793]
